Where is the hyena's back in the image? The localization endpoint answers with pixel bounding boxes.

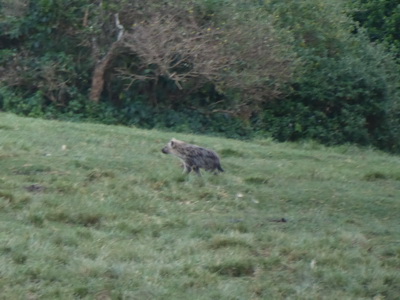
[183,145,224,173]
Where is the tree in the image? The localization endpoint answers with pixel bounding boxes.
[351,0,400,57]
[84,0,296,115]
[260,0,400,151]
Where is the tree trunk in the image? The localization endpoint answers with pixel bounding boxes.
[89,13,124,102]
[89,41,122,102]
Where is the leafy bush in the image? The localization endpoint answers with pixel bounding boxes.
[351,0,400,57]
[258,0,400,152]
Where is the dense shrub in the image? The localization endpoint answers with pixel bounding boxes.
[351,0,400,57]
[257,0,400,152]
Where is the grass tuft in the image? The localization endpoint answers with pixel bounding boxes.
[219,148,245,157]
[86,169,115,182]
[0,191,14,201]
[244,176,269,184]
[12,252,28,264]
[208,234,254,249]
[208,258,256,277]
[363,171,400,181]
[13,165,52,175]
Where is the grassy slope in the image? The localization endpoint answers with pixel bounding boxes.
[0,112,399,299]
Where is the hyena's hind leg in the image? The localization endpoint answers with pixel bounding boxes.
[210,164,224,175]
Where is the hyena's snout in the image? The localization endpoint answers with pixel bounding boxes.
[161,146,169,154]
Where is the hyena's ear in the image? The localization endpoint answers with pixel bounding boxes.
[170,138,176,147]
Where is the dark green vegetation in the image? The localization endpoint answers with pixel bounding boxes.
[351,0,400,56]
[1,113,400,299]
[1,0,400,152]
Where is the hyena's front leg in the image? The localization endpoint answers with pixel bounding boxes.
[192,166,201,176]
[182,162,192,174]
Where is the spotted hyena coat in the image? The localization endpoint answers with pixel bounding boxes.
[161,138,224,175]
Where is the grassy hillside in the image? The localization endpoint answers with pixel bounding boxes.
[0,112,399,299]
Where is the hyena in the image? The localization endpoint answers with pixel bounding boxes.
[161,138,224,175]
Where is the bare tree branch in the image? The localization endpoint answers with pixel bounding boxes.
[89,13,125,102]
[118,13,228,94]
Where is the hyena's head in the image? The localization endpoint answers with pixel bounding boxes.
[161,138,185,155]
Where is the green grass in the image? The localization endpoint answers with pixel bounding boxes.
[0,112,399,299]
